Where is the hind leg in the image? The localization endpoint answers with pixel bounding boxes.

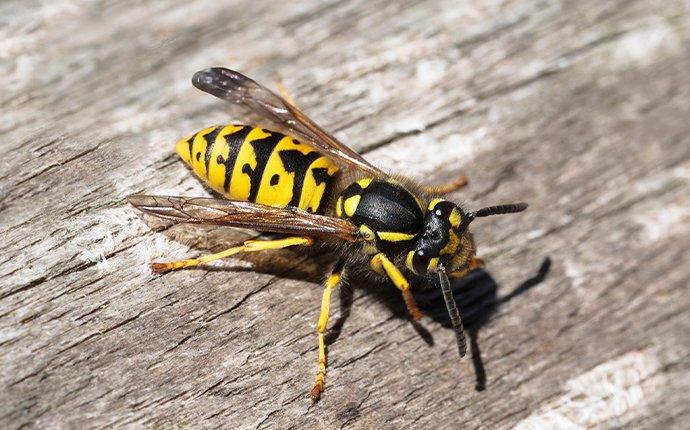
[310,260,345,401]
[151,236,313,273]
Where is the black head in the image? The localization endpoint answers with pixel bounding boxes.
[405,199,462,275]
[406,199,528,276]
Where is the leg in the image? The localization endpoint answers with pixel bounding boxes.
[310,260,345,401]
[449,257,485,279]
[371,253,423,320]
[151,236,313,273]
[422,172,468,195]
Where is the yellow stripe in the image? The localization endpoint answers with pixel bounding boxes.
[428,198,443,211]
[377,231,416,242]
[356,178,373,189]
[448,208,461,228]
[440,230,459,255]
[343,195,360,217]
[335,196,343,217]
[406,251,416,273]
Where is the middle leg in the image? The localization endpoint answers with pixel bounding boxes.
[371,253,423,320]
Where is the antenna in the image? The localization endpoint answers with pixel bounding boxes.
[457,202,528,234]
[438,264,467,358]
[472,202,528,218]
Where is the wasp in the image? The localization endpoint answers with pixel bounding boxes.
[128,68,527,400]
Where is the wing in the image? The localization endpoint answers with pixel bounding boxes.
[192,67,385,178]
[127,195,361,242]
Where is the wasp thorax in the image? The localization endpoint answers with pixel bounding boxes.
[336,178,424,255]
[406,199,463,275]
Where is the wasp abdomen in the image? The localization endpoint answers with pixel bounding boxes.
[175,125,339,213]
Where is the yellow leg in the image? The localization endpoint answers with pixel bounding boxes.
[310,261,344,401]
[449,257,485,279]
[449,270,467,279]
[422,173,468,195]
[471,257,485,269]
[151,236,313,273]
[371,253,423,320]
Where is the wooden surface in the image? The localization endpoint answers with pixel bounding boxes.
[2,0,690,428]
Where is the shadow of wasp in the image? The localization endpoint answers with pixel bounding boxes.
[328,257,551,391]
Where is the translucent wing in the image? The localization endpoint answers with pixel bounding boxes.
[192,67,385,178]
[128,195,361,242]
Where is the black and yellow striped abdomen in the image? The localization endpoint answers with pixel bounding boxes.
[175,125,339,213]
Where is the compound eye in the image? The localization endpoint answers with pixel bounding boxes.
[407,249,431,275]
[432,201,454,218]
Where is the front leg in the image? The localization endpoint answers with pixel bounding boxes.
[449,257,485,279]
[370,253,423,320]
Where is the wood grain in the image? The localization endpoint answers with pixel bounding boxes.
[1,0,689,428]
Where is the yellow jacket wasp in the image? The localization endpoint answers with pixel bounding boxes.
[128,68,527,400]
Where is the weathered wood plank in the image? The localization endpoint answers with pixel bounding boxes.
[1,0,689,428]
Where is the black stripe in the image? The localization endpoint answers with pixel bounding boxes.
[310,167,337,213]
[246,130,283,202]
[203,126,223,178]
[186,134,195,160]
[278,150,323,208]
[222,126,252,192]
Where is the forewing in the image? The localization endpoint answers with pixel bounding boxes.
[127,195,361,242]
[192,67,385,178]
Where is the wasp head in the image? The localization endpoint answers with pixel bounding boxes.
[405,199,527,277]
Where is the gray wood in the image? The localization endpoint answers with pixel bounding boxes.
[2,0,689,428]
